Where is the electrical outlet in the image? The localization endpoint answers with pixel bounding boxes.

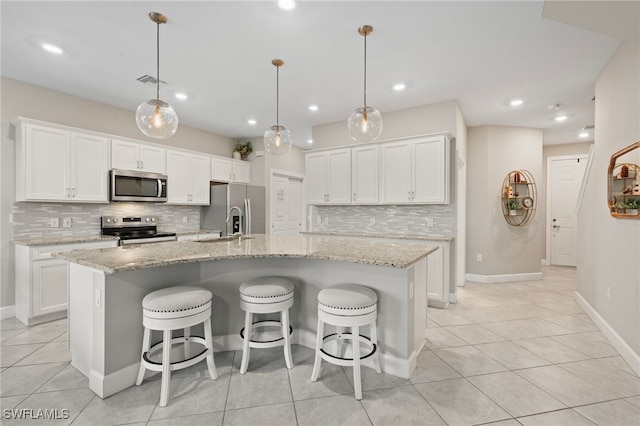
[316,216,322,225]
[323,216,329,225]
[607,286,611,301]
[50,218,59,228]
[62,217,72,228]
[369,217,376,225]
[476,253,483,262]
[183,216,188,224]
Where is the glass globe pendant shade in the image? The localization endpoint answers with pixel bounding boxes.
[264,125,292,155]
[348,106,383,142]
[135,98,179,139]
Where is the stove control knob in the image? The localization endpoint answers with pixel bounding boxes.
[145,217,150,222]
[151,217,155,222]
[113,218,118,223]
[105,218,111,223]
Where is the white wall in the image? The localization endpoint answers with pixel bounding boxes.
[466,125,543,280]
[0,77,236,310]
[577,42,640,364]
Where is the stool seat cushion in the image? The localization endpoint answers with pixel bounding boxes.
[143,286,212,313]
[240,276,294,303]
[318,284,377,311]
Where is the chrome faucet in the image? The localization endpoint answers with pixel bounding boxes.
[226,206,243,236]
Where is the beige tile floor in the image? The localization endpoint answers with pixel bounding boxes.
[1,266,639,425]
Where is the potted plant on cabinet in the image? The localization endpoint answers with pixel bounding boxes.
[505,200,522,216]
[233,140,253,161]
[622,198,640,215]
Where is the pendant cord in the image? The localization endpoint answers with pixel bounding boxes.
[363,32,367,108]
[156,20,160,101]
[276,65,280,125]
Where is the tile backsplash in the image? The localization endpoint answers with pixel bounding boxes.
[12,202,201,239]
[310,205,455,236]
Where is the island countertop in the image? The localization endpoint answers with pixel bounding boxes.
[55,234,437,274]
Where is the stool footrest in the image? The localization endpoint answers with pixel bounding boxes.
[142,336,210,372]
[319,333,377,367]
[240,320,293,349]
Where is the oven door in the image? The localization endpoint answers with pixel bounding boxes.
[110,169,167,202]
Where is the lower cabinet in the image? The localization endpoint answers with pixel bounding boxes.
[15,240,118,325]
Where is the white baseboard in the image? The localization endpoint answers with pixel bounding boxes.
[465,272,543,284]
[1,305,15,320]
[575,291,640,376]
[541,259,550,266]
[449,292,457,304]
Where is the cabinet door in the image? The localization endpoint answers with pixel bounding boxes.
[327,149,351,204]
[351,145,379,204]
[70,133,109,202]
[190,154,211,205]
[232,160,251,184]
[32,258,68,317]
[139,144,166,173]
[166,150,191,203]
[426,245,444,303]
[211,156,233,182]
[25,124,70,200]
[413,136,448,204]
[111,139,140,171]
[379,141,412,203]
[305,152,329,204]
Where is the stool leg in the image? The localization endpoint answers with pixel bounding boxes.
[159,329,172,407]
[183,326,191,360]
[336,326,345,358]
[310,318,324,382]
[136,326,151,386]
[370,321,382,374]
[203,318,218,380]
[240,311,253,374]
[353,325,362,400]
[282,308,293,369]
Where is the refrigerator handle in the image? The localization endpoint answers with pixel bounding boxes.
[244,198,252,235]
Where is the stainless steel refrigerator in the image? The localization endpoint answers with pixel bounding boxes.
[200,183,266,236]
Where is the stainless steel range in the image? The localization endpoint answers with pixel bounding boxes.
[101,216,176,245]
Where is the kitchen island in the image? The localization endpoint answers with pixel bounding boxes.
[56,234,436,398]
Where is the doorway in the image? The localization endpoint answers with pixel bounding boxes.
[546,155,588,266]
[270,171,304,235]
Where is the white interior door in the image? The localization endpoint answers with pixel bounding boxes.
[549,155,588,266]
[271,174,304,235]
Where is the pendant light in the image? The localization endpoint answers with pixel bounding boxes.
[135,12,178,139]
[264,59,292,155]
[347,25,382,143]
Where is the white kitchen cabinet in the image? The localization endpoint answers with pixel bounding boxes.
[351,145,379,204]
[305,149,351,204]
[15,121,109,203]
[15,240,118,325]
[211,156,250,183]
[167,150,211,205]
[111,138,166,173]
[379,135,449,204]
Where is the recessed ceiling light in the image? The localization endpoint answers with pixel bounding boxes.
[247,119,257,125]
[41,43,64,54]
[277,0,296,11]
[174,92,188,100]
[307,139,313,144]
[308,105,319,112]
[555,115,569,122]
[579,132,589,138]
[393,83,406,91]
[510,99,523,106]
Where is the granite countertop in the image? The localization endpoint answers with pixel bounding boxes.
[54,234,437,274]
[13,229,223,247]
[301,231,454,242]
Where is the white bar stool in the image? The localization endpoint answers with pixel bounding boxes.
[311,284,382,400]
[135,286,217,407]
[239,276,294,374]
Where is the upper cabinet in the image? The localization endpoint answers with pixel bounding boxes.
[306,149,352,204]
[15,121,109,203]
[166,150,211,205]
[111,139,166,173]
[351,145,379,204]
[380,135,449,204]
[211,156,250,184]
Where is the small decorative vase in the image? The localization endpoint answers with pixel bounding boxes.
[626,209,638,215]
[509,210,518,216]
[241,154,249,161]
[232,152,241,160]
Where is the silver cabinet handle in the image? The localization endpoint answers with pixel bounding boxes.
[353,193,356,202]
[140,160,143,170]
[71,188,76,197]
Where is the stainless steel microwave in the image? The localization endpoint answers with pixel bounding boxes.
[110,169,167,202]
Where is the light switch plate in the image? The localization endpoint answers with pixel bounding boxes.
[50,218,60,228]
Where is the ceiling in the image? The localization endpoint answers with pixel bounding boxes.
[1,1,633,148]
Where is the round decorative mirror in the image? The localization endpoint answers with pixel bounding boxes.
[607,141,640,219]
